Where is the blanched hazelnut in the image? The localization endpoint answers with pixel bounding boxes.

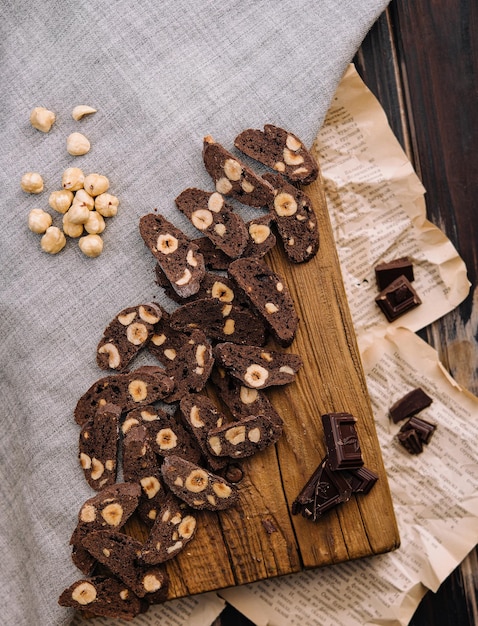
[67,202,90,225]
[78,233,103,257]
[29,107,55,133]
[40,226,66,254]
[62,212,83,237]
[74,188,95,209]
[95,193,119,217]
[67,132,91,156]
[83,173,109,196]
[49,190,74,214]
[28,209,52,233]
[84,210,105,234]
[62,167,85,191]
[72,105,97,121]
[21,172,44,194]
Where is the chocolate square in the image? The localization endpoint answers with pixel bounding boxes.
[375,275,421,322]
[374,256,414,290]
[321,412,364,470]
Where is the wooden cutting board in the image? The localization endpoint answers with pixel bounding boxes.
[126,149,400,598]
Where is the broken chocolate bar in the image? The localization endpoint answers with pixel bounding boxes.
[389,387,433,423]
[321,412,364,471]
[397,428,423,454]
[375,275,421,322]
[374,256,414,290]
[292,457,352,520]
[344,466,379,494]
[399,415,436,444]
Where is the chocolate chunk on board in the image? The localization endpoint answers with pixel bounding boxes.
[139,212,206,298]
[292,457,352,521]
[207,413,284,459]
[78,403,120,491]
[228,257,298,346]
[213,342,302,389]
[175,188,248,258]
[70,483,141,575]
[179,394,229,471]
[375,275,421,322]
[161,455,238,511]
[81,530,169,600]
[202,135,275,208]
[234,124,319,185]
[140,492,198,564]
[389,387,433,423]
[147,313,214,402]
[58,576,143,621]
[321,412,364,471]
[74,366,174,426]
[343,466,379,494]
[169,297,267,346]
[262,172,319,263]
[96,303,162,371]
[374,256,415,291]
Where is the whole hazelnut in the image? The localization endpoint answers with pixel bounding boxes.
[79,234,103,257]
[49,189,74,214]
[62,167,85,191]
[67,132,91,156]
[40,226,66,254]
[62,212,83,238]
[73,188,95,209]
[21,172,44,194]
[83,173,109,197]
[30,107,56,133]
[84,211,106,234]
[95,193,119,217]
[67,202,90,225]
[28,208,52,233]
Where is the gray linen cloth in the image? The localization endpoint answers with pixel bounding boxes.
[1,1,389,624]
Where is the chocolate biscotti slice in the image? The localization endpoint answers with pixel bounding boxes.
[169,296,267,346]
[79,402,120,491]
[176,188,248,258]
[213,342,303,389]
[121,422,165,526]
[70,483,141,575]
[58,576,143,621]
[242,213,277,259]
[96,303,163,371]
[234,124,319,185]
[140,492,198,565]
[147,312,214,402]
[123,405,202,465]
[161,455,238,511]
[82,530,169,600]
[179,394,229,471]
[74,366,174,426]
[203,135,275,208]
[139,212,206,298]
[227,257,298,346]
[211,366,283,424]
[262,172,319,263]
[207,413,284,458]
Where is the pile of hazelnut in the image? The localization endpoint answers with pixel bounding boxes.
[23,106,119,258]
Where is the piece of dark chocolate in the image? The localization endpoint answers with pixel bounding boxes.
[344,466,379,494]
[292,457,352,520]
[389,387,433,423]
[399,415,436,444]
[375,275,421,322]
[321,412,364,471]
[374,256,415,290]
[397,428,423,454]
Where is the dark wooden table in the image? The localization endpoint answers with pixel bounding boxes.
[216,1,478,624]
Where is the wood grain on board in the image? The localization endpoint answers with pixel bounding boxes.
[123,158,400,601]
